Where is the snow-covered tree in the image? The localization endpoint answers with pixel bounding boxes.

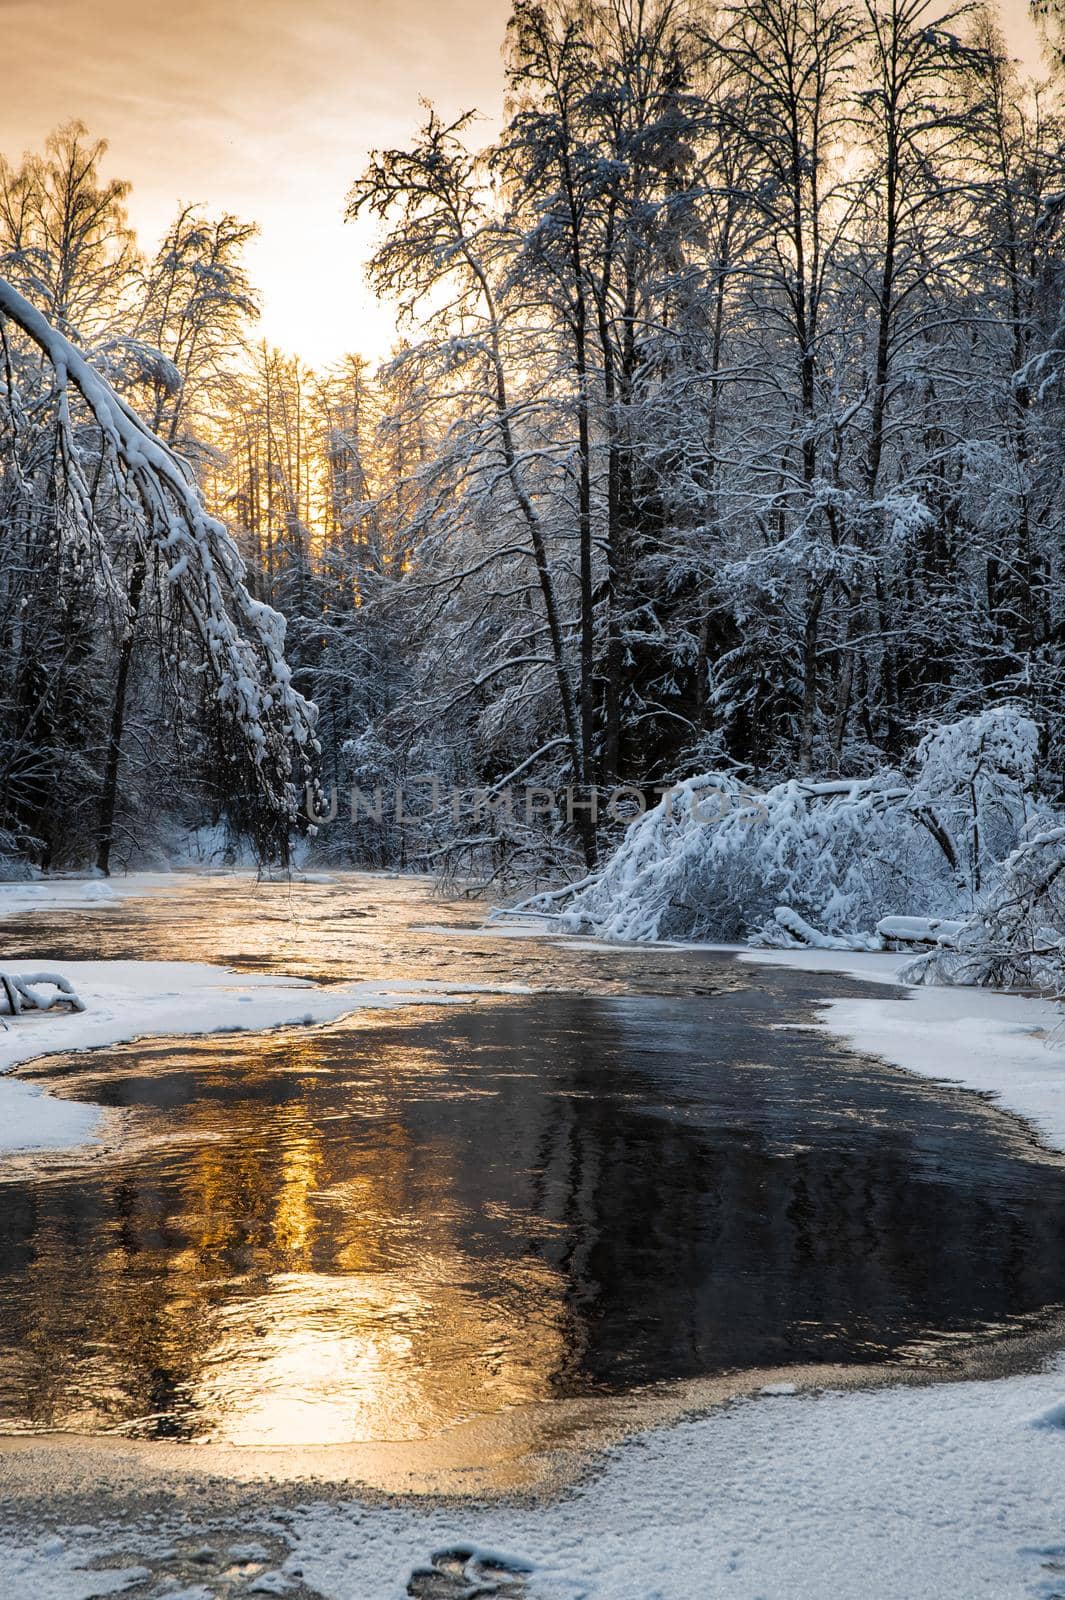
[0,275,318,869]
[508,709,1055,951]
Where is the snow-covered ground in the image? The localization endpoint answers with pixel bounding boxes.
[0,870,173,921]
[3,1356,1064,1599]
[237,1360,1065,1598]
[742,945,1065,1153]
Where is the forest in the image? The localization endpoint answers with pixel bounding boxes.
[0,0,1063,983]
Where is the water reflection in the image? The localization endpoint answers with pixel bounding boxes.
[2,986,1065,1446]
[0,871,745,993]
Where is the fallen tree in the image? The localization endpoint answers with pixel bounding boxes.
[502,709,1064,996]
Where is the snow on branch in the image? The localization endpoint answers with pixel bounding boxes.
[0,276,319,832]
[0,972,85,1016]
[508,711,1062,995]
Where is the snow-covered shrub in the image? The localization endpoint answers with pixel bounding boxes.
[537,774,776,942]
[968,827,1065,992]
[0,827,36,883]
[511,710,1054,951]
[906,708,1042,899]
[523,772,941,943]
[901,827,1065,994]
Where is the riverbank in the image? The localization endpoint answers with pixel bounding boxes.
[480,916,1065,1155]
[2,1347,1064,1600]
[0,870,540,1154]
[742,945,1065,1153]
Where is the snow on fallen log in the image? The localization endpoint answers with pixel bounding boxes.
[0,971,85,1016]
[773,907,881,951]
[875,916,966,948]
[488,905,567,920]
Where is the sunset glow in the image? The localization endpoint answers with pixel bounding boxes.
[4,0,1042,367]
[2,0,511,364]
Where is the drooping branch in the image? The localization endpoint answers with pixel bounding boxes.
[0,275,320,851]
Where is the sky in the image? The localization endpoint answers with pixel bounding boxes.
[0,0,1048,368]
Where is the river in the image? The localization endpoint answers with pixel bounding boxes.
[0,872,1062,1485]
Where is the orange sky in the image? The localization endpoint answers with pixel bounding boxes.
[0,0,1047,366]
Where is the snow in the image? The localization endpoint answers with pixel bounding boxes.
[511,712,1060,958]
[1031,1398,1065,1431]
[740,944,1065,1153]
[773,903,880,949]
[0,971,85,1014]
[0,1077,102,1154]
[0,1532,149,1600]
[0,872,168,920]
[271,1361,1065,1598]
[0,954,531,1156]
[4,1358,1065,1598]
[876,914,966,945]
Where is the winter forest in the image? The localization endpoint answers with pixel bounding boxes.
[2,0,1065,990]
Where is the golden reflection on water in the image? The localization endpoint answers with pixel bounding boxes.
[193,1261,566,1447]
[271,1131,320,1263]
[180,1037,567,1448]
[0,1020,576,1448]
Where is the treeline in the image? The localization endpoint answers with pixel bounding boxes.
[2,0,1065,880]
[336,0,1065,875]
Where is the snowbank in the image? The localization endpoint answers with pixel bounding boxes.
[0,871,173,921]
[276,1355,1065,1599]
[0,959,530,1156]
[743,945,1065,1154]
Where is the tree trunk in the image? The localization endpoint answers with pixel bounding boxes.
[96,552,146,875]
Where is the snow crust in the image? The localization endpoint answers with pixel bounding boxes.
[6,1357,1065,1599]
[0,1537,150,1600]
[275,1359,1065,1598]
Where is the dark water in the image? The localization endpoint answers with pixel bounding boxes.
[0,875,1063,1447]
